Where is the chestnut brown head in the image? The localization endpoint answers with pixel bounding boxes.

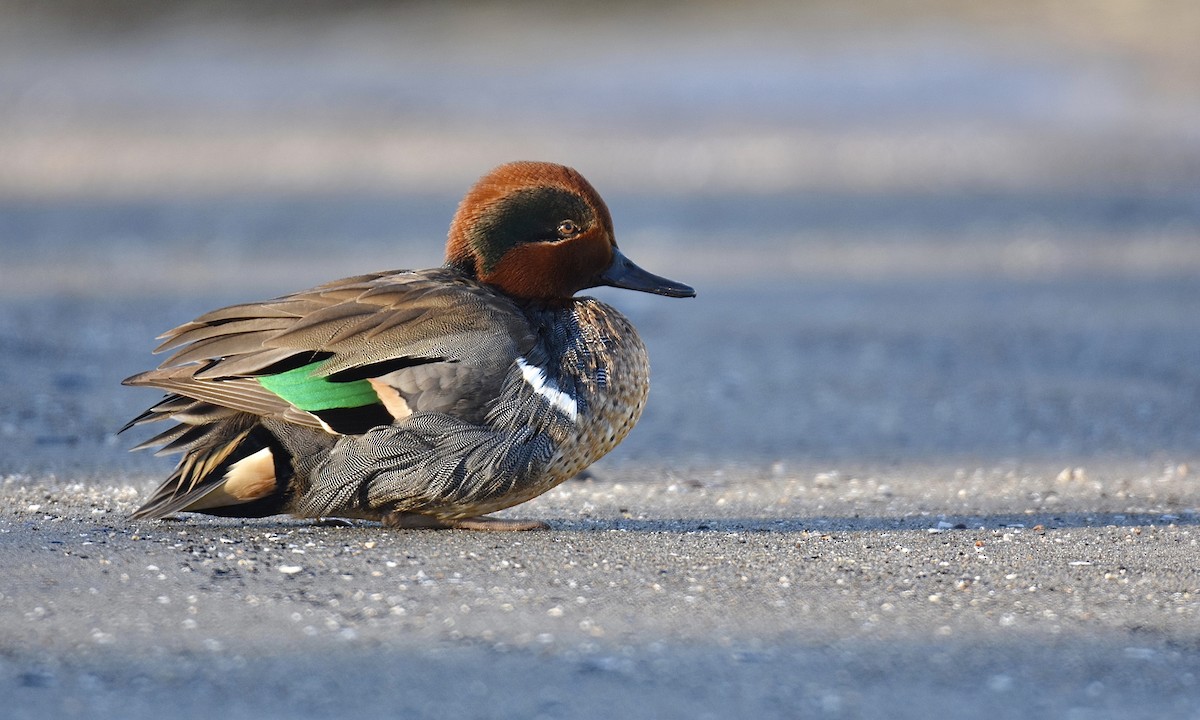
[446,162,695,301]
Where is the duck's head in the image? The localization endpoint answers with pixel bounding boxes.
[446,161,696,302]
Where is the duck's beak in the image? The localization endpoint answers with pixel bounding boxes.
[596,248,696,298]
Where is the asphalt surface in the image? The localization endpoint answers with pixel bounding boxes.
[3,462,1199,720]
[2,259,1199,719]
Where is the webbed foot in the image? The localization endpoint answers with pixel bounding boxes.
[384,512,549,531]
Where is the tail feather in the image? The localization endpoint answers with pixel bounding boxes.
[130,424,293,519]
[131,427,252,519]
[124,394,293,519]
[124,394,336,520]
[128,423,194,454]
[120,396,241,442]
[153,423,225,456]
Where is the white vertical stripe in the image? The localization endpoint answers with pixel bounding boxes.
[517,357,579,422]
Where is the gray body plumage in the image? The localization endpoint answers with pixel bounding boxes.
[125,268,650,524]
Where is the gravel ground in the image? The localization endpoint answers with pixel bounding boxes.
[2,269,1198,719]
[2,462,1198,719]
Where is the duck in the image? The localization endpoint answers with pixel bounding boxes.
[121,161,695,530]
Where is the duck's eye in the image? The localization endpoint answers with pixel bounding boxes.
[556,220,581,238]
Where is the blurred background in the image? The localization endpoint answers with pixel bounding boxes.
[1,0,1198,480]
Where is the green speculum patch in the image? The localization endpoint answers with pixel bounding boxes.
[258,361,379,411]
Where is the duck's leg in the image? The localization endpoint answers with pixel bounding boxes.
[446,516,550,531]
[385,512,549,531]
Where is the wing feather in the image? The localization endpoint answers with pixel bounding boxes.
[124,268,534,427]
[154,317,294,355]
